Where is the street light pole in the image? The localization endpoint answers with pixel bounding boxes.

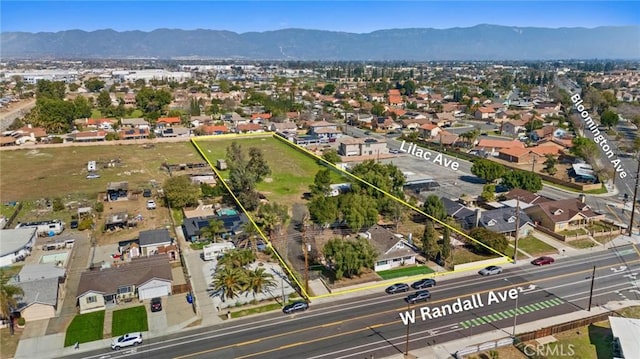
[404,302,411,357]
[513,197,520,264]
[628,156,640,236]
[588,265,596,311]
[504,278,519,339]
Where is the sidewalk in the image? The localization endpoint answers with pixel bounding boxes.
[380,300,640,359]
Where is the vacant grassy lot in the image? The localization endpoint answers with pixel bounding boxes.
[0,327,20,359]
[1,142,199,201]
[194,136,342,206]
[568,238,599,249]
[64,311,105,347]
[377,265,434,280]
[111,306,148,337]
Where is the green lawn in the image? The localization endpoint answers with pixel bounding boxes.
[451,247,500,266]
[194,136,336,206]
[514,235,557,256]
[568,238,599,249]
[377,265,434,280]
[64,311,105,347]
[90,109,102,118]
[544,323,613,359]
[111,306,148,337]
[223,301,283,319]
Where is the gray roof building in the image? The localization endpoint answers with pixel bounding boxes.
[15,277,60,310]
[139,228,172,247]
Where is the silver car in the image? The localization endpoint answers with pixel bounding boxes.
[111,332,142,350]
[478,266,503,276]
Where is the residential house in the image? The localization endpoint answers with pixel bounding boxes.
[138,229,173,257]
[373,116,401,131]
[470,207,534,237]
[524,197,605,233]
[199,125,229,135]
[13,126,48,145]
[388,89,403,106]
[76,256,173,313]
[0,228,37,266]
[119,128,149,140]
[11,264,65,321]
[123,93,136,106]
[182,213,249,242]
[156,117,181,128]
[429,131,460,146]
[309,120,341,142]
[120,118,150,130]
[161,126,190,137]
[338,137,388,157]
[432,112,455,127]
[363,225,420,272]
[476,139,525,157]
[189,115,213,128]
[441,197,475,228]
[251,113,272,121]
[104,212,129,231]
[236,123,264,133]
[502,188,554,208]
[475,107,496,121]
[270,121,298,133]
[501,119,529,137]
[72,130,107,142]
[401,117,431,131]
[420,123,442,139]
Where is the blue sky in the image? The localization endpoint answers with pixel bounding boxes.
[2,1,638,33]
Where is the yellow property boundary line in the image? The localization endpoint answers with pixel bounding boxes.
[190,132,512,301]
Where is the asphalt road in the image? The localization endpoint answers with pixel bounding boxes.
[63,245,640,359]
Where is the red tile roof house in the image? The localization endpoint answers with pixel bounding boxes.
[476,139,525,157]
[199,125,229,135]
[76,255,173,314]
[236,123,264,133]
[156,117,181,127]
[388,89,403,105]
[73,130,107,142]
[251,113,272,121]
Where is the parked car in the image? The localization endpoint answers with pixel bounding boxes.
[406,290,432,304]
[70,220,79,229]
[143,189,152,197]
[283,301,309,314]
[385,283,410,294]
[532,256,555,266]
[411,278,437,289]
[150,297,162,312]
[111,332,142,350]
[146,200,156,210]
[478,266,503,276]
[389,149,400,154]
[86,173,100,179]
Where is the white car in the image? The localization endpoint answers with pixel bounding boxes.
[146,200,156,210]
[478,265,503,276]
[111,332,142,350]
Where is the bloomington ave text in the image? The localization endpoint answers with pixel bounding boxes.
[571,93,629,179]
[398,289,518,325]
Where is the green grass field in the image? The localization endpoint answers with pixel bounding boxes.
[111,306,148,336]
[194,136,344,206]
[64,311,105,347]
[0,142,199,201]
[515,235,557,256]
[377,265,434,280]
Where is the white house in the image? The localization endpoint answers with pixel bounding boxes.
[363,225,420,272]
[0,228,37,266]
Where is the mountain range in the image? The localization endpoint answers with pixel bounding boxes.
[1,25,639,60]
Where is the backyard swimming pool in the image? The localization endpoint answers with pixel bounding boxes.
[40,252,69,267]
[217,208,239,216]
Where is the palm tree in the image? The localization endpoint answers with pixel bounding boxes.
[0,269,24,335]
[211,266,247,302]
[200,219,225,242]
[245,267,275,299]
[218,249,255,269]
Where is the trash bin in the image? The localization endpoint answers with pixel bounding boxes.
[186,293,193,304]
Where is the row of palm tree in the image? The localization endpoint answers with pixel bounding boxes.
[210,249,276,302]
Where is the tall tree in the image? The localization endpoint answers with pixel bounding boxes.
[421,221,439,259]
[600,110,619,129]
[423,195,446,221]
[0,269,24,334]
[247,147,271,183]
[501,170,543,192]
[163,175,201,208]
[211,266,247,302]
[310,169,332,197]
[467,227,509,255]
[244,267,276,299]
[255,203,289,241]
[471,159,507,183]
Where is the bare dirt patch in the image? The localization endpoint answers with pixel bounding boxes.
[98,196,174,245]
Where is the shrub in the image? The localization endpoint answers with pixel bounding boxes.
[78,217,94,231]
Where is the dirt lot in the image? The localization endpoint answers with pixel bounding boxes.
[98,195,175,245]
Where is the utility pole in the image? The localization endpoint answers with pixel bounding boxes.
[628,156,640,236]
[513,197,520,264]
[404,302,411,357]
[302,215,310,294]
[588,265,596,311]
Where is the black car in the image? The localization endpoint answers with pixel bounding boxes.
[385,283,410,294]
[283,301,309,314]
[150,297,162,312]
[70,220,79,229]
[406,290,431,304]
[411,278,437,290]
[143,189,152,197]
